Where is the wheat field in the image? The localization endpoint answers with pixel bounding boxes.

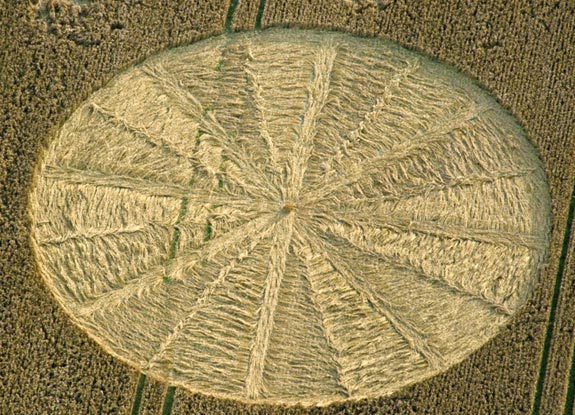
[2,1,575,414]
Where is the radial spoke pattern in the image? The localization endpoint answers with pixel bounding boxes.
[245,215,295,399]
[29,29,551,406]
[330,206,544,250]
[144,220,278,372]
[285,41,337,201]
[302,226,447,370]
[89,102,195,166]
[327,168,535,211]
[293,236,352,396]
[309,220,512,315]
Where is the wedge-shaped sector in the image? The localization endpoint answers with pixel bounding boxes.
[148,245,273,399]
[29,28,551,406]
[292,231,432,396]
[259,253,351,403]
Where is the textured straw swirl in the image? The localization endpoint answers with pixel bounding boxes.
[29,28,551,406]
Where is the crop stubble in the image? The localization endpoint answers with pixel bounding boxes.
[1,1,574,414]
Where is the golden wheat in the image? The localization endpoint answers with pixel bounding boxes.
[28,28,551,406]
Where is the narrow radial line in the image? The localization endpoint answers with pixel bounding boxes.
[76,215,275,317]
[303,102,492,204]
[93,98,265,200]
[142,64,274,200]
[144,222,276,370]
[323,58,421,174]
[141,64,252,162]
[361,102,493,178]
[339,168,535,207]
[245,215,295,399]
[223,156,278,200]
[286,42,337,200]
[176,214,275,272]
[38,223,165,247]
[292,229,351,397]
[76,270,165,317]
[317,222,511,315]
[43,165,191,199]
[336,210,543,250]
[303,132,444,204]
[304,229,447,370]
[191,213,276,265]
[243,44,280,174]
[346,59,421,142]
[141,65,221,134]
[90,102,194,167]
[44,164,257,207]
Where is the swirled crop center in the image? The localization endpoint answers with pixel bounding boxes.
[29,28,551,406]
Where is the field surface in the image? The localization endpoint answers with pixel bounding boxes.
[1,1,574,414]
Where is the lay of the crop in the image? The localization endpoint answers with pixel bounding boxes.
[28,28,552,407]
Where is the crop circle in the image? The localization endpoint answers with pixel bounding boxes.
[29,28,551,405]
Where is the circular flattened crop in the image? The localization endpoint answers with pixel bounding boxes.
[29,29,551,406]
